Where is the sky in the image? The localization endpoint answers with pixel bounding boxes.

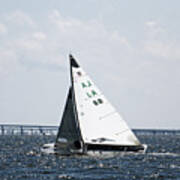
[0,0,180,129]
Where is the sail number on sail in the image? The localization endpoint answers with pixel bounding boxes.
[81,80,103,106]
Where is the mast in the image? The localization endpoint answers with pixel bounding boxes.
[69,54,85,151]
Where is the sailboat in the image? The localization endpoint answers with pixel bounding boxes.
[42,54,147,155]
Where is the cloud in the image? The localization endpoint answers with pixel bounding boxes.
[145,20,165,38]
[0,49,19,76]
[143,20,180,59]
[145,21,157,28]
[144,40,180,59]
[64,10,126,42]
[5,10,36,27]
[2,10,180,78]
[47,10,131,64]
[32,32,47,41]
[0,9,132,75]
[16,39,43,51]
[0,23,7,34]
[48,10,129,47]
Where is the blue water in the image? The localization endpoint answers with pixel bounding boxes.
[0,134,179,180]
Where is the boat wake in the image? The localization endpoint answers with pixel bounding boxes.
[147,152,180,157]
[41,143,55,154]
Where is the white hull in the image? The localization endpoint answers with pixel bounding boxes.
[41,143,147,156]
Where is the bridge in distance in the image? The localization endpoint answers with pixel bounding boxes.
[0,124,179,136]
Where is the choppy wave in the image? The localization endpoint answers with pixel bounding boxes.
[147,152,180,157]
[0,134,180,180]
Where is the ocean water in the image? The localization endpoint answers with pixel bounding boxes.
[0,134,179,180]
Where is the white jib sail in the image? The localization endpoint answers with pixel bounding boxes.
[71,59,141,146]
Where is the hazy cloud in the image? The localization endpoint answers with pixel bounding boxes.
[144,40,180,59]
[48,9,131,65]
[145,21,157,28]
[32,32,47,41]
[48,10,130,48]
[1,11,179,76]
[0,49,18,75]
[143,21,180,59]
[0,9,132,75]
[0,23,7,34]
[5,10,36,27]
